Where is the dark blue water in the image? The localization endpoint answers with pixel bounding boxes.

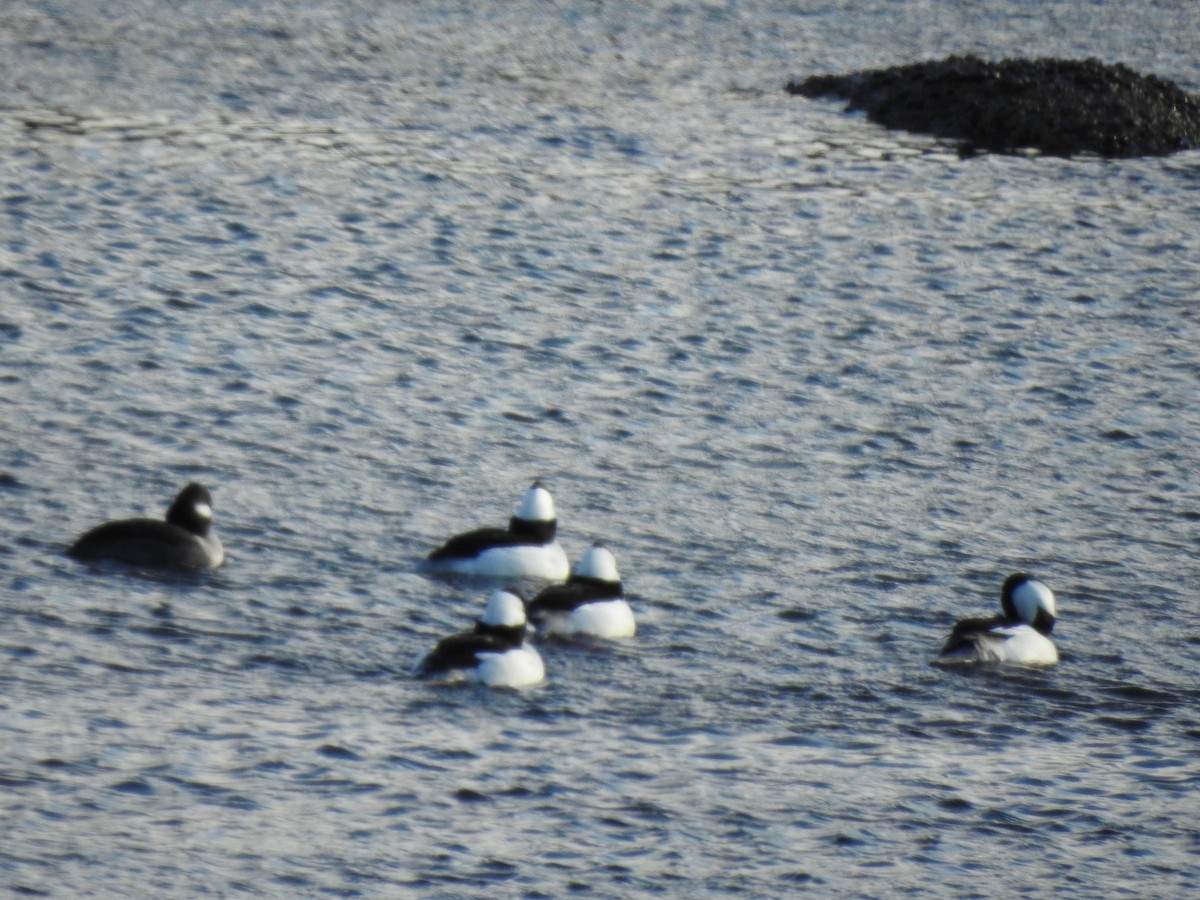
[3,1,1200,895]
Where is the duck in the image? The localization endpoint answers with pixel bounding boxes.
[66,482,224,571]
[425,481,569,581]
[936,572,1058,665]
[527,544,635,639]
[414,589,545,687]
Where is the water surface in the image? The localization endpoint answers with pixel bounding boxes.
[2,1,1200,896]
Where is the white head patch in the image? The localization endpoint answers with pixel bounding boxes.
[515,483,556,522]
[481,590,527,628]
[193,502,213,522]
[1011,578,1056,623]
[575,545,620,583]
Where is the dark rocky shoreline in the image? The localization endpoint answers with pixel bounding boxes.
[787,55,1200,158]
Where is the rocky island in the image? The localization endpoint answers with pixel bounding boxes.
[787,55,1200,158]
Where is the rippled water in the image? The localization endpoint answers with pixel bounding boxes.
[3,1,1200,896]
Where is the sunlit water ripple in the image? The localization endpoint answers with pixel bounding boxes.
[2,1,1199,896]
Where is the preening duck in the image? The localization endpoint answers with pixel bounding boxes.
[936,572,1058,665]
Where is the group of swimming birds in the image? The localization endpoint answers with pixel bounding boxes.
[64,480,1061,687]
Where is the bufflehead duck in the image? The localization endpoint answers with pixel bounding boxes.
[527,544,635,639]
[425,482,569,581]
[936,572,1058,665]
[414,589,545,687]
[66,482,224,572]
